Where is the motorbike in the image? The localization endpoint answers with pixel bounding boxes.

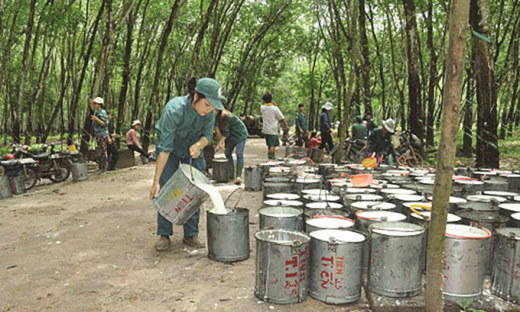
[396,129,424,167]
[343,138,366,163]
[1,157,39,190]
[12,144,71,183]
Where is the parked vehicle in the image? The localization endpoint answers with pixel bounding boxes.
[12,144,71,183]
[1,155,39,190]
[240,115,264,137]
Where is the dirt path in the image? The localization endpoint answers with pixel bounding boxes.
[0,138,371,312]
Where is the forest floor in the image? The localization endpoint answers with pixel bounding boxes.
[0,138,519,312]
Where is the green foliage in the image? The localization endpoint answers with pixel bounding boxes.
[456,299,487,312]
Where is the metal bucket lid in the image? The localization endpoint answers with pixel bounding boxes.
[306,217,354,229]
[369,221,425,236]
[263,200,303,207]
[467,195,507,203]
[427,196,467,204]
[310,229,366,243]
[419,180,435,185]
[484,191,518,197]
[355,210,407,222]
[411,211,461,223]
[259,207,303,217]
[269,167,291,173]
[515,196,520,202]
[303,194,341,202]
[266,193,300,200]
[370,182,399,189]
[455,180,484,186]
[456,210,509,223]
[351,201,396,210]
[345,188,376,194]
[390,194,425,202]
[345,194,383,201]
[381,188,417,195]
[511,213,520,221]
[499,203,520,213]
[302,189,332,195]
[306,202,343,210]
[474,170,496,175]
[260,161,284,166]
[445,224,491,239]
[295,178,321,184]
[255,229,311,244]
[496,228,520,239]
[484,180,509,185]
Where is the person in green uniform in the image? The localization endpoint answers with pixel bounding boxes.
[149,78,224,252]
[295,103,309,147]
[215,99,248,185]
[90,97,109,172]
[350,115,366,141]
[362,118,399,166]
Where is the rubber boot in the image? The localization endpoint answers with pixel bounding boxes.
[228,162,235,182]
[235,164,244,185]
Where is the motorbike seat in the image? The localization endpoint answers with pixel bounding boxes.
[1,159,20,167]
[33,153,49,161]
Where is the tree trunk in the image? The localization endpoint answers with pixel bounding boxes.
[358,0,372,113]
[13,0,37,143]
[471,0,500,168]
[402,0,424,141]
[462,68,474,158]
[367,3,386,116]
[425,0,437,146]
[506,15,520,136]
[187,0,218,80]
[142,0,186,152]
[425,0,470,310]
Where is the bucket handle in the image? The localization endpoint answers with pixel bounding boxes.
[410,204,432,220]
[224,187,243,210]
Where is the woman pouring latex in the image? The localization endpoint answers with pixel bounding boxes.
[149,78,224,251]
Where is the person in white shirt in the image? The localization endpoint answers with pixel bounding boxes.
[260,93,289,159]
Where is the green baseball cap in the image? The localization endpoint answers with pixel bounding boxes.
[219,96,227,105]
[194,78,224,110]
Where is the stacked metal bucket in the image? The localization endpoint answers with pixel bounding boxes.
[250,152,520,305]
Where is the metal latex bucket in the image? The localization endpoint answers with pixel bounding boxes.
[0,176,13,199]
[294,178,321,193]
[263,177,294,200]
[263,199,303,208]
[244,166,263,191]
[309,230,367,304]
[303,202,349,220]
[509,175,520,193]
[456,211,510,275]
[455,195,505,218]
[485,191,518,200]
[285,146,296,157]
[302,194,341,204]
[344,194,383,209]
[484,180,510,192]
[207,207,250,262]
[212,158,229,182]
[349,201,396,215]
[368,222,426,297]
[259,207,304,231]
[380,188,417,199]
[499,203,520,217]
[386,194,425,215]
[318,163,337,176]
[427,195,467,213]
[510,213,520,228]
[453,180,484,197]
[71,162,88,181]
[310,148,323,163]
[255,230,311,304]
[355,210,407,269]
[491,227,520,303]
[443,224,492,302]
[305,216,354,234]
[266,193,300,201]
[10,176,26,195]
[153,164,210,225]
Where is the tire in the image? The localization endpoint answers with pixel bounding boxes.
[17,167,38,190]
[406,153,424,168]
[48,160,71,183]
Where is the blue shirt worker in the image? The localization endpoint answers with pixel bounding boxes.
[319,102,334,152]
[150,78,224,252]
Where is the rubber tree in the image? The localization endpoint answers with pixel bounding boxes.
[471,0,500,168]
[425,0,471,309]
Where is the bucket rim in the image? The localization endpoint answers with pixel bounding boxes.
[355,210,406,221]
[310,229,367,243]
[351,201,396,210]
[254,229,311,244]
[258,206,303,216]
[263,199,303,207]
[369,221,425,236]
[445,224,492,239]
[305,202,343,209]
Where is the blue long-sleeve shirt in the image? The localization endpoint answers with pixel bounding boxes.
[320,112,331,133]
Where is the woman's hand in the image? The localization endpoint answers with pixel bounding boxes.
[90,115,98,122]
[189,143,201,158]
[218,140,225,151]
[150,182,161,200]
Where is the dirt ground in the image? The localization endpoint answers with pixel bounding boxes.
[0,138,373,312]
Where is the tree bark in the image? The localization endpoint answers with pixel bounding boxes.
[358,0,371,113]
[425,0,470,310]
[142,0,186,152]
[187,0,218,80]
[471,0,500,168]
[462,67,474,158]
[425,0,437,146]
[402,0,424,140]
[13,0,37,143]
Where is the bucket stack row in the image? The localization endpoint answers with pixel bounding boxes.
[246,152,520,305]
